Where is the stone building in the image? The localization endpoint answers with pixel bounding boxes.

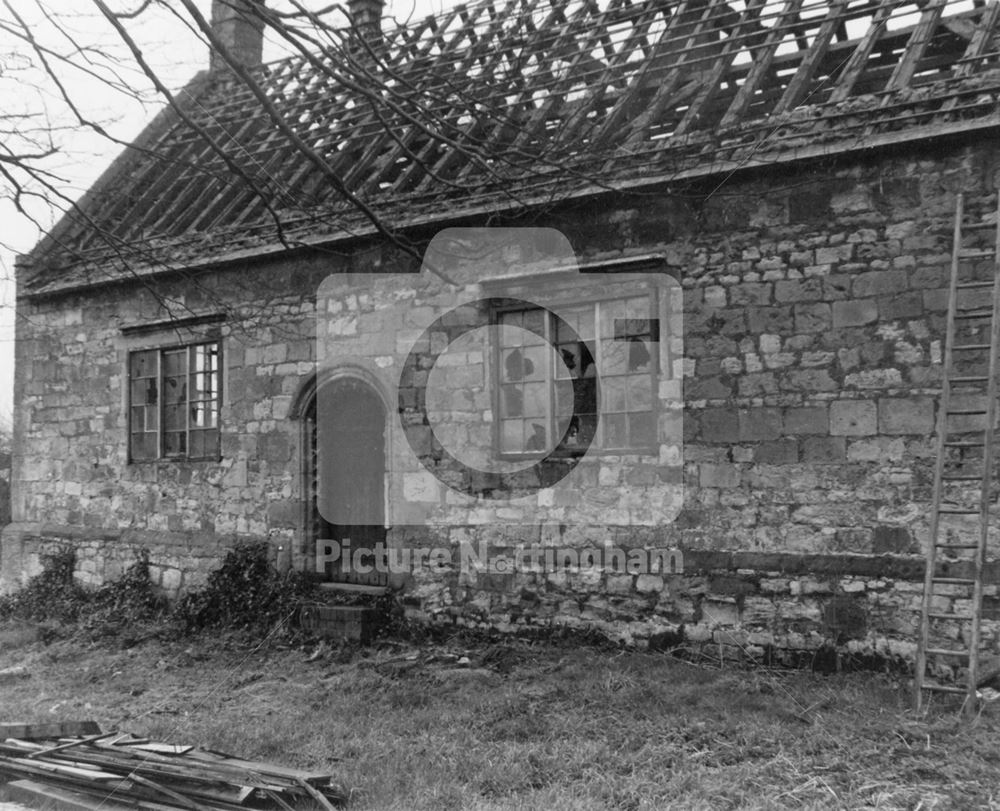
[7,0,1000,661]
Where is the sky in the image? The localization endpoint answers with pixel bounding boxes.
[1,0,456,432]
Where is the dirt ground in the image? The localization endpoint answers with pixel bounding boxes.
[0,621,999,811]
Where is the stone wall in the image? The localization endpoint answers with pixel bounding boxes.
[6,136,1000,664]
[3,256,341,596]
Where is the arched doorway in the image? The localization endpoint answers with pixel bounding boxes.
[304,376,387,586]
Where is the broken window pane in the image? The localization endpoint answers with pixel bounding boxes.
[502,348,531,381]
[627,337,652,372]
[525,422,547,452]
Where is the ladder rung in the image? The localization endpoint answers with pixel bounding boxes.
[944,440,986,448]
[938,507,981,514]
[950,344,991,351]
[942,474,983,480]
[928,612,973,620]
[954,310,994,320]
[925,647,971,657]
[932,577,976,584]
[961,221,997,231]
[936,542,980,549]
[949,376,990,383]
[959,249,996,258]
[947,408,989,415]
[921,681,971,694]
[957,281,995,290]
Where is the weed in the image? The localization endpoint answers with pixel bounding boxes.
[173,541,315,634]
[82,550,167,639]
[0,548,89,624]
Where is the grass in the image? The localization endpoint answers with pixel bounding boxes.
[1,626,999,810]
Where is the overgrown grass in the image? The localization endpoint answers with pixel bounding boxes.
[1,628,998,810]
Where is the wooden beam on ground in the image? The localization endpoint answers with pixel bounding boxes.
[0,722,102,741]
[27,732,115,760]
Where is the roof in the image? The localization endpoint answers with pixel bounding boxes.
[23,0,1000,295]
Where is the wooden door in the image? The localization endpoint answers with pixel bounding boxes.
[307,378,387,586]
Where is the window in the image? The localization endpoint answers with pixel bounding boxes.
[129,342,221,461]
[495,295,659,455]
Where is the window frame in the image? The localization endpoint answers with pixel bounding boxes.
[127,340,222,463]
[490,287,662,460]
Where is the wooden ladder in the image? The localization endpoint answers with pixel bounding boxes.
[914,192,1000,712]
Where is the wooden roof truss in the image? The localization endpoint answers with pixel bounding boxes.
[31,0,1000,280]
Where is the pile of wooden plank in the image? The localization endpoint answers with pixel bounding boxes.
[0,722,346,809]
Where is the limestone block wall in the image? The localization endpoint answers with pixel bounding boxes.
[4,136,999,664]
[392,140,1000,661]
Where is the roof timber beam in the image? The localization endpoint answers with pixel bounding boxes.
[501,12,615,161]
[393,5,514,193]
[771,0,849,115]
[717,0,805,131]
[618,0,735,148]
[674,0,767,137]
[884,0,947,92]
[547,5,662,149]
[358,4,500,195]
[588,0,693,148]
[827,0,897,104]
[915,0,977,39]
[953,0,1000,78]
[448,0,586,187]
[332,8,466,191]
